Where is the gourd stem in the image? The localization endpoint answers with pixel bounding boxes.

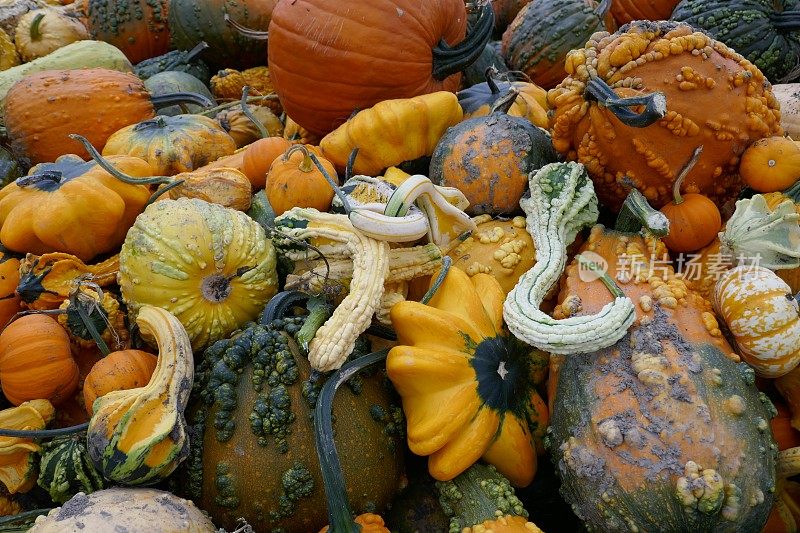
[771,11,800,31]
[421,256,452,304]
[164,41,209,71]
[432,4,494,80]
[69,135,172,185]
[365,322,398,341]
[585,77,667,128]
[576,254,625,298]
[345,148,359,181]
[615,188,670,237]
[314,349,390,533]
[296,297,333,352]
[485,66,501,94]
[309,153,351,213]
[0,421,89,439]
[240,86,269,139]
[0,508,52,527]
[15,170,63,188]
[29,12,45,40]
[150,92,215,110]
[198,95,277,117]
[595,0,613,20]
[284,144,315,173]
[260,291,309,324]
[145,179,186,207]
[670,146,703,205]
[71,288,111,357]
[490,88,519,115]
[225,13,268,40]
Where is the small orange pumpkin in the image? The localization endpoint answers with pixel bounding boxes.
[82,349,158,415]
[265,144,338,216]
[0,314,79,405]
[740,136,800,193]
[242,137,292,190]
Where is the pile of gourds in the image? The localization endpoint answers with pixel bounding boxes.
[0,1,797,532]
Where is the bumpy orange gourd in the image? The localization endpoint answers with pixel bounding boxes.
[83,350,158,414]
[740,136,800,193]
[266,145,338,216]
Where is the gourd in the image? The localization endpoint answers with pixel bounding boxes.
[209,65,282,115]
[216,105,283,148]
[611,0,679,23]
[267,0,494,136]
[740,136,800,193]
[83,350,157,414]
[671,0,800,83]
[37,433,104,503]
[4,68,213,165]
[501,0,615,89]
[86,0,169,64]
[143,71,216,116]
[429,89,558,215]
[0,245,21,332]
[548,20,782,211]
[388,264,548,486]
[239,137,292,190]
[56,284,128,352]
[86,305,193,485]
[102,115,236,176]
[0,314,79,405]
[0,399,55,494]
[133,41,211,83]
[14,9,88,62]
[0,0,42,39]
[0,40,133,121]
[714,265,800,378]
[773,84,800,139]
[319,92,464,176]
[29,488,217,532]
[457,67,549,128]
[266,145,338,216]
[0,28,19,71]
[0,153,152,261]
[118,198,279,351]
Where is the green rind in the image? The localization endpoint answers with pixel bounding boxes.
[38,434,105,504]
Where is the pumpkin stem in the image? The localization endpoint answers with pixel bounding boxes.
[29,12,45,40]
[240,86,269,139]
[314,348,389,533]
[344,148,359,181]
[585,77,667,128]
[68,134,172,185]
[284,144,315,172]
[225,13,268,40]
[165,41,209,71]
[144,179,186,207]
[771,10,800,31]
[670,146,704,206]
[150,92,215,110]
[421,256,452,304]
[308,152,351,213]
[485,66,501,95]
[15,170,64,188]
[0,421,89,439]
[133,116,169,131]
[594,0,613,20]
[296,296,333,352]
[490,88,519,115]
[615,188,670,237]
[432,3,494,80]
[576,254,626,298]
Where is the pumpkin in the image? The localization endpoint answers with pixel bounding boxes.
[0,246,21,333]
[83,350,157,415]
[208,137,291,190]
[168,0,276,70]
[611,0,680,24]
[216,105,283,148]
[548,20,783,211]
[501,0,615,90]
[29,487,216,532]
[491,0,531,33]
[0,154,152,261]
[37,433,104,504]
[118,198,278,351]
[56,284,128,353]
[103,115,236,176]
[267,0,494,136]
[0,399,55,494]
[660,147,722,252]
[548,223,777,531]
[143,70,216,116]
[0,28,20,71]
[671,0,800,83]
[429,89,557,215]
[457,67,549,128]
[86,0,169,64]
[209,65,281,114]
[133,41,210,83]
[774,84,800,139]
[13,9,88,62]
[0,314,79,405]
[266,145,339,216]
[320,91,464,176]
[388,265,548,487]
[740,136,800,193]
[714,265,800,378]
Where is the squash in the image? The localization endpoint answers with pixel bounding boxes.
[267,0,493,136]
[118,198,278,351]
[13,9,88,62]
[548,20,782,211]
[133,41,210,83]
[0,40,133,121]
[429,89,557,215]
[209,65,281,115]
[0,399,55,494]
[29,487,217,532]
[0,154,152,261]
[740,136,800,193]
[548,222,777,532]
[388,265,548,486]
[86,0,169,64]
[266,145,338,216]
[457,67,549,128]
[4,68,213,165]
[216,105,283,148]
[0,245,21,333]
[37,433,104,504]
[671,0,800,83]
[773,84,800,139]
[0,314,79,405]
[0,28,19,71]
[611,0,680,24]
[83,350,157,415]
[56,284,128,352]
[179,313,404,532]
[86,305,193,485]
[102,115,236,176]
[143,70,216,116]
[501,0,615,90]
[714,265,800,378]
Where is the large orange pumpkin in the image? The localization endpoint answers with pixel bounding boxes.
[86,0,170,64]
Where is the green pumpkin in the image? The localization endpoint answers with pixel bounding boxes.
[177,316,405,532]
[671,0,800,83]
[38,434,105,504]
[134,43,212,84]
[143,71,216,116]
[0,145,22,188]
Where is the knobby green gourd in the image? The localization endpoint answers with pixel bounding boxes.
[38,434,104,504]
[503,162,636,354]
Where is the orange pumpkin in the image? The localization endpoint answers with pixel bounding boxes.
[265,145,338,216]
[242,137,292,190]
[0,247,21,333]
[610,0,679,24]
[0,314,79,405]
[740,136,800,193]
[82,350,158,415]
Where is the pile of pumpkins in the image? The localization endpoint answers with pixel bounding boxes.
[0,0,797,532]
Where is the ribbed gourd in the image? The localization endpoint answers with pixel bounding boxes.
[37,434,105,504]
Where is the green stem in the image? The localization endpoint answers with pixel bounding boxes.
[225,13,268,40]
[576,254,625,297]
[585,77,667,128]
[421,256,452,304]
[240,86,269,139]
[164,41,209,71]
[0,422,88,439]
[345,148,359,181]
[71,288,110,356]
[432,3,494,80]
[150,92,215,110]
[309,153,350,213]
[0,508,52,529]
[615,188,670,236]
[296,297,333,352]
[485,66,501,95]
[198,95,278,117]
[69,135,172,185]
[314,349,389,533]
[29,12,45,41]
[670,146,703,205]
[490,88,518,115]
[771,11,800,31]
[145,179,185,207]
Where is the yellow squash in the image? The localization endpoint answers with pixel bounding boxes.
[0,399,54,494]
